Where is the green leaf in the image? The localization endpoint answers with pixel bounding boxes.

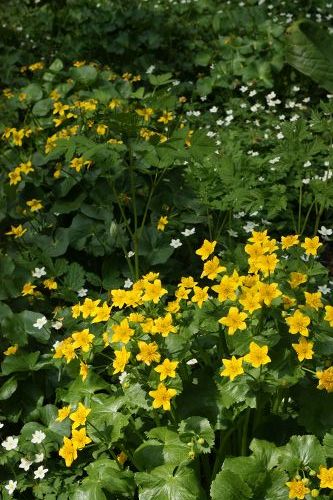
[73,481,107,500]
[136,464,206,500]
[71,65,98,85]
[63,263,85,291]
[281,435,326,475]
[0,376,17,400]
[32,98,53,116]
[49,59,64,72]
[84,458,135,496]
[178,417,215,454]
[23,83,43,101]
[287,20,333,92]
[148,73,173,86]
[210,469,252,500]
[323,432,333,458]
[1,352,39,375]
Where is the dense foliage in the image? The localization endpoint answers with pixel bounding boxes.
[1,0,333,498]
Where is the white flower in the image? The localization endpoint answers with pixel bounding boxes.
[146,65,155,74]
[34,465,48,480]
[318,285,331,295]
[209,106,218,113]
[170,239,182,248]
[234,211,245,219]
[33,316,47,329]
[51,320,63,330]
[240,85,248,93]
[302,178,310,185]
[303,160,311,167]
[119,371,127,384]
[2,436,18,451]
[19,457,33,471]
[318,226,332,238]
[277,132,284,139]
[181,227,195,237]
[31,430,46,444]
[243,221,258,233]
[5,480,17,496]
[127,251,135,258]
[32,267,46,278]
[258,176,265,181]
[34,452,44,463]
[124,278,133,289]
[249,90,257,97]
[0,422,4,429]
[301,254,310,262]
[186,358,198,365]
[227,229,238,237]
[77,288,88,297]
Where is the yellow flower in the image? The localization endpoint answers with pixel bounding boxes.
[180,276,197,288]
[244,342,271,368]
[220,356,244,381]
[91,302,111,323]
[285,479,310,499]
[175,287,190,301]
[5,225,27,238]
[3,345,18,356]
[316,366,333,393]
[136,107,154,122]
[53,101,70,116]
[71,428,92,449]
[70,157,91,173]
[256,253,279,276]
[196,240,217,261]
[152,313,176,337]
[288,272,307,289]
[111,289,128,309]
[219,307,248,335]
[165,300,180,313]
[304,291,322,310]
[154,359,179,381]
[317,466,333,489]
[59,436,78,467]
[282,295,297,310]
[71,303,81,319]
[211,275,238,302]
[157,216,168,231]
[301,236,322,256]
[56,405,71,422]
[158,111,174,124]
[22,282,36,296]
[142,279,167,303]
[324,305,333,327]
[19,161,34,174]
[149,383,177,411]
[73,60,86,67]
[248,230,269,245]
[136,341,160,365]
[117,451,127,465]
[285,310,310,337]
[26,199,43,212]
[80,298,101,318]
[239,291,261,314]
[292,338,314,362]
[201,256,226,280]
[258,282,282,306]
[112,319,134,344]
[96,124,108,135]
[281,235,299,249]
[43,278,57,290]
[8,167,22,185]
[69,403,91,429]
[72,329,94,352]
[191,285,209,308]
[109,98,122,110]
[113,346,130,374]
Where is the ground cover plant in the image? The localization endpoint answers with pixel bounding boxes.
[1,0,333,498]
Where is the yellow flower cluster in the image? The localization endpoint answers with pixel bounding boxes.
[286,466,333,498]
[2,127,32,146]
[57,403,91,466]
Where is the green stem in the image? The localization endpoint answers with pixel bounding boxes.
[128,143,139,279]
[211,427,234,479]
[241,409,251,456]
[297,182,303,234]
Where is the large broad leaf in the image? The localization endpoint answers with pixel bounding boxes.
[84,458,135,496]
[280,435,326,475]
[73,481,107,500]
[136,464,206,500]
[210,469,252,500]
[1,352,40,375]
[286,20,333,92]
[0,376,17,400]
[178,417,215,454]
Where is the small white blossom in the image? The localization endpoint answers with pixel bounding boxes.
[51,320,63,330]
[186,358,198,365]
[119,371,127,384]
[243,221,258,233]
[249,90,257,97]
[209,106,218,113]
[318,226,333,239]
[32,267,46,278]
[34,465,48,480]
[0,422,4,429]
[34,452,44,463]
[277,132,284,139]
[19,457,33,471]
[33,316,47,329]
[2,436,18,451]
[146,65,155,74]
[318,284,331,295]
[181,227,196,237]
[127,251,135,258]
[302,178,310,185]
[5,480,17,496]
[170,238,182,248]
[124,278,133,289]
[31,430,46,444]
[227,229,238,237]
[77,288,88,297]
[269,156,280,164]
[303,160,311,167]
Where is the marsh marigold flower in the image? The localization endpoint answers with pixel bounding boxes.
[292,338,314,362]
[220,356,244,381]
[59,437,77,467]
[301,236,322,256]
[244,342,271,368]
[317,466,333,489]
[69,403,91,429]
[5,225,27,238]
[288,272,307,289]
[112,319,134,344]
[324,305,333,327]
[149,383,177,411]
[113,346,130,374]
[316,366,333,392]
[136,341,160,365]
[281,235,299,249]
[155,359,179,381]
[4,345,18,356]
[286,479,310,499]
[191,286,209,308]
[201,256,226,280]
[219,307,248,335]
[157,216,168,231]
[285,310,310,337]
[196,240,217,261]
